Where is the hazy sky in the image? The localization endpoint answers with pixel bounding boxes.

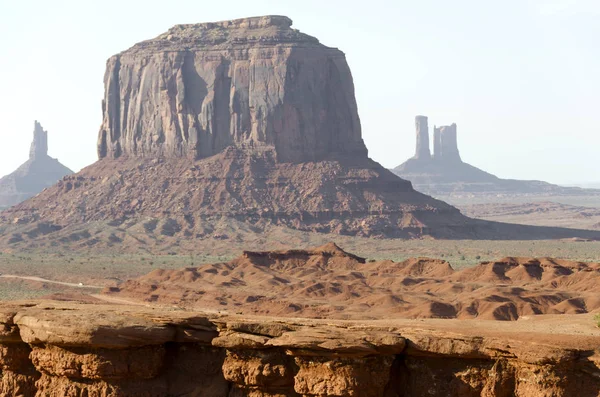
[0,0,598,184]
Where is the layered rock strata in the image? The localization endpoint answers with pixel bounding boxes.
[0,301,598,396]
[0,121,73,209]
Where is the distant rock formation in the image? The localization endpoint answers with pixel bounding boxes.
[0,122,73,209]
[393,116,600,198]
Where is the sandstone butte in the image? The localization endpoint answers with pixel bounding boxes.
[392,115,600,197]
[0,300,598,396]
[2,15,600,249]
[0,121,73,209]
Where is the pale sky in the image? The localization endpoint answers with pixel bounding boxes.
[0,0,598,184]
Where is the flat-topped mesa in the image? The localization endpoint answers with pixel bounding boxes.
[414,115,431,160]
[141,15,321,50]
[175,15,294,31]
[29,121,48,160]
[433,123,461,163]
[97,15,367,163]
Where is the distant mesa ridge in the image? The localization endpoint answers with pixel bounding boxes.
[0,121,73,209]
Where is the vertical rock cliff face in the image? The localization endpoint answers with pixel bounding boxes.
[433,125,441,162]
[414,115,430,160]
[97,15,367,163]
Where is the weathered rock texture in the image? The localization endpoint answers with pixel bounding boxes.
[0,121,73,209]
[393,116,600,197]
[0,301,598,396]
[97,15,366,163]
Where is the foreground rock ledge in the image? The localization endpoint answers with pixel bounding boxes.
[0,301,599,396]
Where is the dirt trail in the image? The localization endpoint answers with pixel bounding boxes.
[89,294,148,306]
[0,274,102,289]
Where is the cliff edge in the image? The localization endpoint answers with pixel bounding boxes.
[0,301,598,396]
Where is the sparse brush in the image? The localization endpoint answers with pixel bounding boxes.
[595,314,600,328]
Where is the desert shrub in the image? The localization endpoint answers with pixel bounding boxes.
[595,314,600,328]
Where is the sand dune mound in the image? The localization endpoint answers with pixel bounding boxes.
[105,244,600,321]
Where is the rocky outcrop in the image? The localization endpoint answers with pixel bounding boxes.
[0,121,73,209]
[393,116,600,198]
[97,15,367,163]
[0,301,598,396]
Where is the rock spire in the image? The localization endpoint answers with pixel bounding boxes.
[29,121,48,160]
